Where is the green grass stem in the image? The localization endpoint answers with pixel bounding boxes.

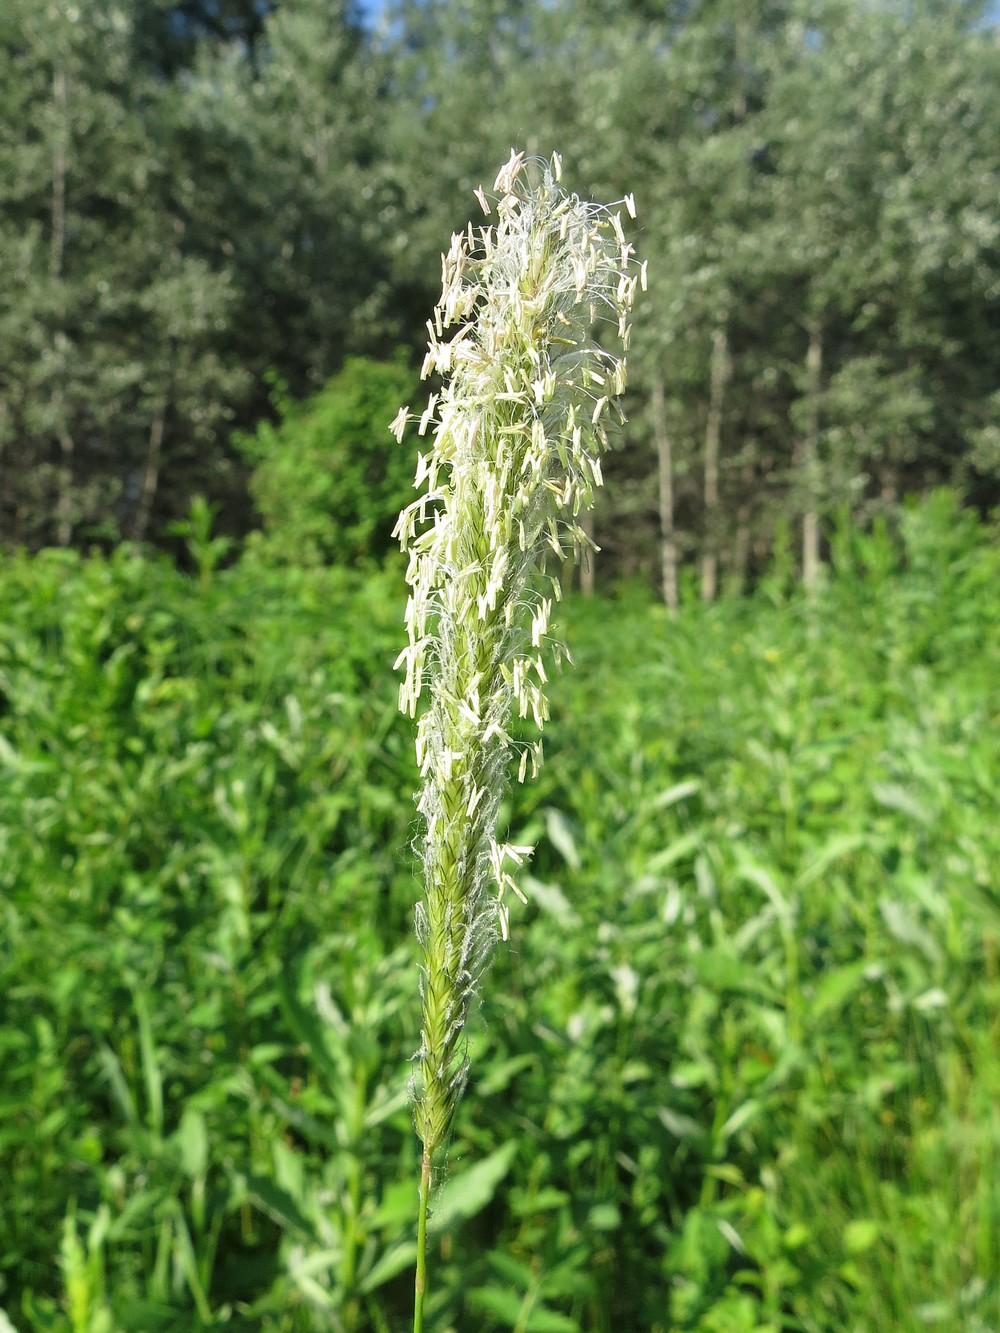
[413,1146,432,1333]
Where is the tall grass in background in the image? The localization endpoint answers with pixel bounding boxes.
[0,482,997,1332]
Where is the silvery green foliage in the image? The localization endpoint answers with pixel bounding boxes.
[392,150,643,1157]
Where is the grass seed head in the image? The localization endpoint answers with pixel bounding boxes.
[393,150,641,1159]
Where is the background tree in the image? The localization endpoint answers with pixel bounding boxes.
[0,0,997,577]
[0,0,249,546]
[0,0,157,544]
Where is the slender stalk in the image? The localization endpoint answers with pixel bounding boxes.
[800,320,823,594]
[132,404,166,543]
[393,150,642,1330]
[413,1146,432,1333]
[701,323,731,603]
[651,375,678,615]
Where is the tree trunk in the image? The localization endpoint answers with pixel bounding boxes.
[800,322,823,594]
[52,68,71,546]
[0,396,7,544]
[651,376,678,615]
[51,68,67,281]
[132,406,166,543]
[701,325,731,602]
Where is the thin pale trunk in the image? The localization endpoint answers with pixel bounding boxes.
[52,69,71,546]
[800,323,823,594]
[132,407,166,542]
[701,325,731,602]
[0,397,7,543]
[651,376,678,615]
[51,69,67,281]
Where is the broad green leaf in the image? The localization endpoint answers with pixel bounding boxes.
[650,779,701,810]
[690,950,778,999]
[878,899,942,963]
[363,1083,410,1130]
[477,1054,536,1096]
[129,986,163,1140]
[522,875,580,925]
[510,1187,571,1217]
[843,1219,880,1254]
[372,1178,416,1230]
[719,1099,761,1142]
[808,962,870,1024]
[646,831,701,874]
[487,1251,535,1286]
[657,1105,707,1142]
[275,974,343,1083]
[796,833,870,888]
[243,1175,320,1242]
[428,1142,517,1234]
[871,783,931,824]
[470,1286,579,1333]
[359,1241,418,1294]
[96,1047,140,1141]
[468,1285,526,1326]
[588,1203,621,1231]
[544,808,582,871]
[174,1108,208,1180]
[736,861,792,923]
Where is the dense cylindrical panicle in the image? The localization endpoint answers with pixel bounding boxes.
[392,150,643,1159]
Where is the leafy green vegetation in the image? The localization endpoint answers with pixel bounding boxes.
[5,2,997,1324]
[1,490,997,1331]
[237,357,422,569]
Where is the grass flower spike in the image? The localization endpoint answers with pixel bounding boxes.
[393,150,642,1330]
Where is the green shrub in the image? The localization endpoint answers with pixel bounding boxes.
[237,356,422,568]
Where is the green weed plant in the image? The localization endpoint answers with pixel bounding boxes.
[0,490,997,1330]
